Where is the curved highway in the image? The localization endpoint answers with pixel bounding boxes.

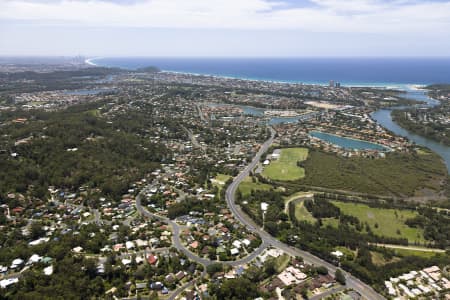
[225,127,386,300]
[135,194,268,267]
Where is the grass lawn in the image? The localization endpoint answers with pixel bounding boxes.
[274,254,291,273]
[262,148,308,181]
[294,201,316,224]
[238,176,273,197]
[322,217,340,228]
[416,148,432,155]
[370,251,391,266]
[331,201,426,244]
[335,246,356,258]
[86,109,101,117]
[212,174,231,185]
[284,192,316,223]
[389,248,443,259]
[211,174,232,193]
[370,251,401,266]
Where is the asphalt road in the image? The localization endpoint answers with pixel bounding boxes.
[309,286,346,300]
[167,281,194,300]
[135,194,268,267]
[224,127,386,300]
[181,125,205,151]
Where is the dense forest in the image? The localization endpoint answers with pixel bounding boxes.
[296,149,448,197]
[404,207,450,248]
[0,100,166,204]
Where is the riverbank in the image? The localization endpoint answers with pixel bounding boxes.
[391,110,450,147]
[371,88,450,174]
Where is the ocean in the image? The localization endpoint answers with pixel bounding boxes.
[87,57,450,86]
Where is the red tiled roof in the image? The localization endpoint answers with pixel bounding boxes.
[147,254,157,264]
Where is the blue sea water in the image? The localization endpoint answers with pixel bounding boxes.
[88,57,450,86]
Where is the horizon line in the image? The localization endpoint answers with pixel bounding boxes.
[2,55,450,59]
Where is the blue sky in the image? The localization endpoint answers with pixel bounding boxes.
[0,0,449,57]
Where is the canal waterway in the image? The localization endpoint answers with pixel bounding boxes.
[309,131,389,151]
[208,86,450,173]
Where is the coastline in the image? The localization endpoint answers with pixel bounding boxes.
[84,57,100,66]
[85,57,430,89]
[152,70,427,90]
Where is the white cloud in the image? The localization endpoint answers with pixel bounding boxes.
[0,0,449,34]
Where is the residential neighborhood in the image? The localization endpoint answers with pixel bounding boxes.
[0,62,448,300]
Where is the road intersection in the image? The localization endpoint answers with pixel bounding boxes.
[224,127,385,300]
[136,126,385,300]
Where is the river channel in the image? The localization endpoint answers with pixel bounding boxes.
[371,87,450,173]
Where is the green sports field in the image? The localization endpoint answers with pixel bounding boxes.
[262,148,308,181]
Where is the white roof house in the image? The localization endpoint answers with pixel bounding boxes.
[72,246,83,253]
[331,250,344,258]
[267,249,283,258]
[285,267,307,280]
[135,256,145,264]
[261,202,269,211]
[423,266,440,274]
[277,267,307,286]
[0,278,19,289]
[28,237,50,246]
[126,241,135,250]
[27,254,42,265]
[11,258,24,269]
[232,241,242,249]
[135,239,148,248]
[43,265,54,276]
[241,239,251,246]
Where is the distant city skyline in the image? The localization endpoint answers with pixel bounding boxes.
[1,0,450,57]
